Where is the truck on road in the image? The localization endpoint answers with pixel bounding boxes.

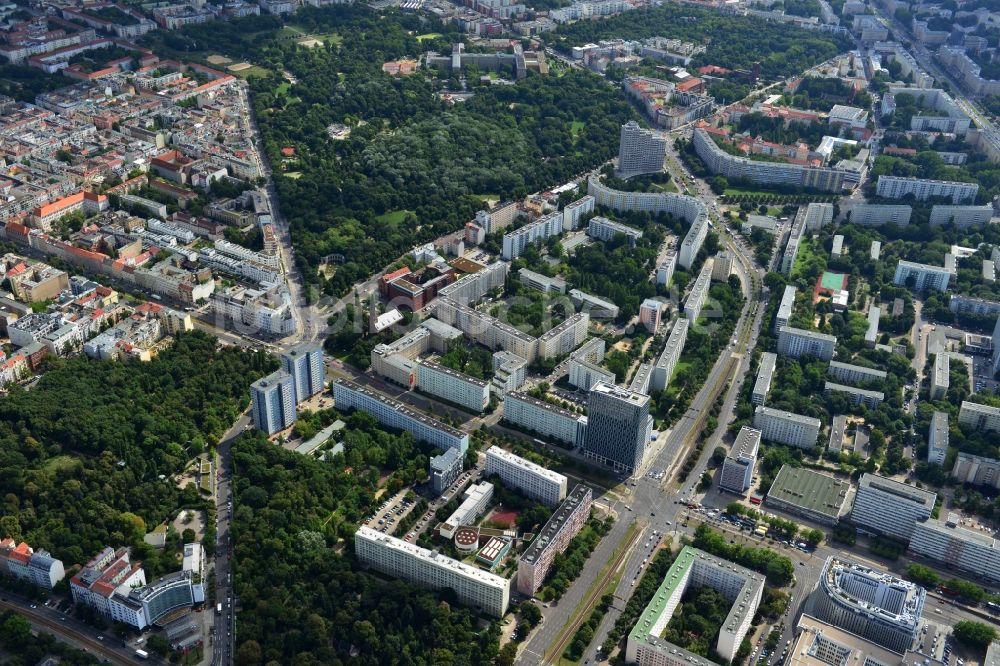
[135,649,149,659]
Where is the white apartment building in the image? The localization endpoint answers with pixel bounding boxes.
[537,313,589,360]
[824,382,884,409]
[501,211,564,260]
[775,286,796,333]
[720,426,761,493]
[827,361,886,385]
[910,513,1000,584]
[850,473,936,542]
[430,448,463,495]
[491,351,528,395]
[865,304,880,346]
[952,452,1000,489]
[875,176,978,203]
[280,342,325,404]
[958,400,1000,432]
[250,369,296,435]
[569,289,620,319]
[416,361,490,413]
[503,391,588,447]
[753,405,822,449]
[684,261,713,322]
[485,447,568,507]
[807,556,924,654]
[929,204,993,228]
[777,326,837,361]
[518,268,567,295]
[355,526,511,617]
[588,215,643,246]
[679,212,709,270]
[617,120,667,178]
[333,380,469,453]
[569,357,615,391]
[212,237,280,269]
[928,411,948,466]
[651,318,689,392]
[438,262,509,304]
[848,204,912,226]
[562,195,595,231]
[931,353,950,400]
[893,259,953,292]
[751,353,776,406]
[517,484,593,595]
[434,297,539,362]
[656,249,677,286]
[627,546,764,666]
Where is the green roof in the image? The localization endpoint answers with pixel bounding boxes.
[766,465,850,520]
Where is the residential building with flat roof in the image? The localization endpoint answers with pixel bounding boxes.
[639,298,662,334]
[652,318,689,392]
[875,176,978,203]
[355,526,511,617]
[930,353,949,401]
[430,448,463,495]
[720,426,760,493]
[617,120,667,178]
[828,361,887,385]
[416,360,490,413]
[685,261,713,322]
[568,289,620,319]
[517,484,593,595]
[754,405,822,449]
[851,473,936,542]
[829,414,847,453]
[280,342,324,404]
[776,286,797,333]
[910,513,1000,584]
[440,482,494,539]
[777,327,837,361]
[538,313,589,360]
[503,391,588,447]
[518,268,567,295]
[583,382,653,473]
[849,203,911,226]
[491,351,528,395]
[502,211,563,260]
[958,400,1000,432]
[952,451,1000,489]
[333,380,469,453]
[752,353,777,407]
[806,556,925,653]
[251,369,296,435]
[893,260,953,293]
[865,305,880,347]
[626,546,765,665]
[569,356,615,392]
[562,195,595,231]
[765,466,852,525]
[824,382,884,409]
[928,411,948,466]
[485,447,568,507]
[588,216,643,246]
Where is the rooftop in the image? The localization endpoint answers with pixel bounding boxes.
[487,446,567,484]
[520,484,592,565]
[858,473,936,508]
[767,465,851,520]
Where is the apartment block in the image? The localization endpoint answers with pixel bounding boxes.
[280,342,325,404]
[518,268,567,295]
[250,369,296,435]
[720,426,761,493]
[807,556,924,654]
[827,361,886,385]
[850,473,936,542]
[538,313,590,360]
[438,262,509,305]
[753,405,822,449]
[656,250,677,286]
[617,120,667,178]
[434,297,539,362]
[865,305,880,347]
[751,353,776,406]
[627,546,764,665]
[957,400,1000,432]
[952,452,1000,489]
[491,351,528,395]
[684,261,713,322]
[562,195,595,231]
[569,357,616,391]
[588,216,643,246]
[501,211,564,260]
[929,204,993,228]
[875,176,978,204]
[824,382,884,408]
[928,411,948,466]
[355,526,511,617]
[0,539,65,589]
[930,353,950,400]
[516,484,593,595]
[639,298,662,334]
[893,260,953,292]
[777,326,837,361]
[485,447,568,507]
[679,212,710,270]
[569,289,620,320]
[430,448,464,495]
[651,318,689,392]
[910,513,1000,584]
[70,547,147,619]
[503,391,588,447]
[583,382,653,473]
[417,361,490,413]
[849,204,912,226]
[333,380,469,453]
[775,286,796,333]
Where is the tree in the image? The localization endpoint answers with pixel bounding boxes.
[712,446,727,466]
[953,621,997,651]
[905,563,939,588]
[803,528,824,547]
[1,613,32,649]
[521,602,542,628]
[497,642,519,666]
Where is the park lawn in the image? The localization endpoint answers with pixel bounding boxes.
[570,120,586,140]
[723,185,781,197]
[376,209,413,226]
[276,81,291,95]
[43,455,79,472]
[416,32,442,41]
[231,65,271,79]
[284,171,303,179]
[791,236,819,280]
[651,179,678,193]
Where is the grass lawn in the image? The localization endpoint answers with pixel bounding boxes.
[671,361,691,382]
[723,185,782,197]
[43,455,79,472]
[284,171,303,180]
[376,209,413,226]
[276,81,291,95]
[791,236,819,280]
[651,179,678,193]
[570,120,585,140]
[230,65,271,79]
[416,32,442,42]
[473,193,500,206]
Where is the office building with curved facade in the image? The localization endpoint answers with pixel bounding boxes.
[806,556,924,654]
